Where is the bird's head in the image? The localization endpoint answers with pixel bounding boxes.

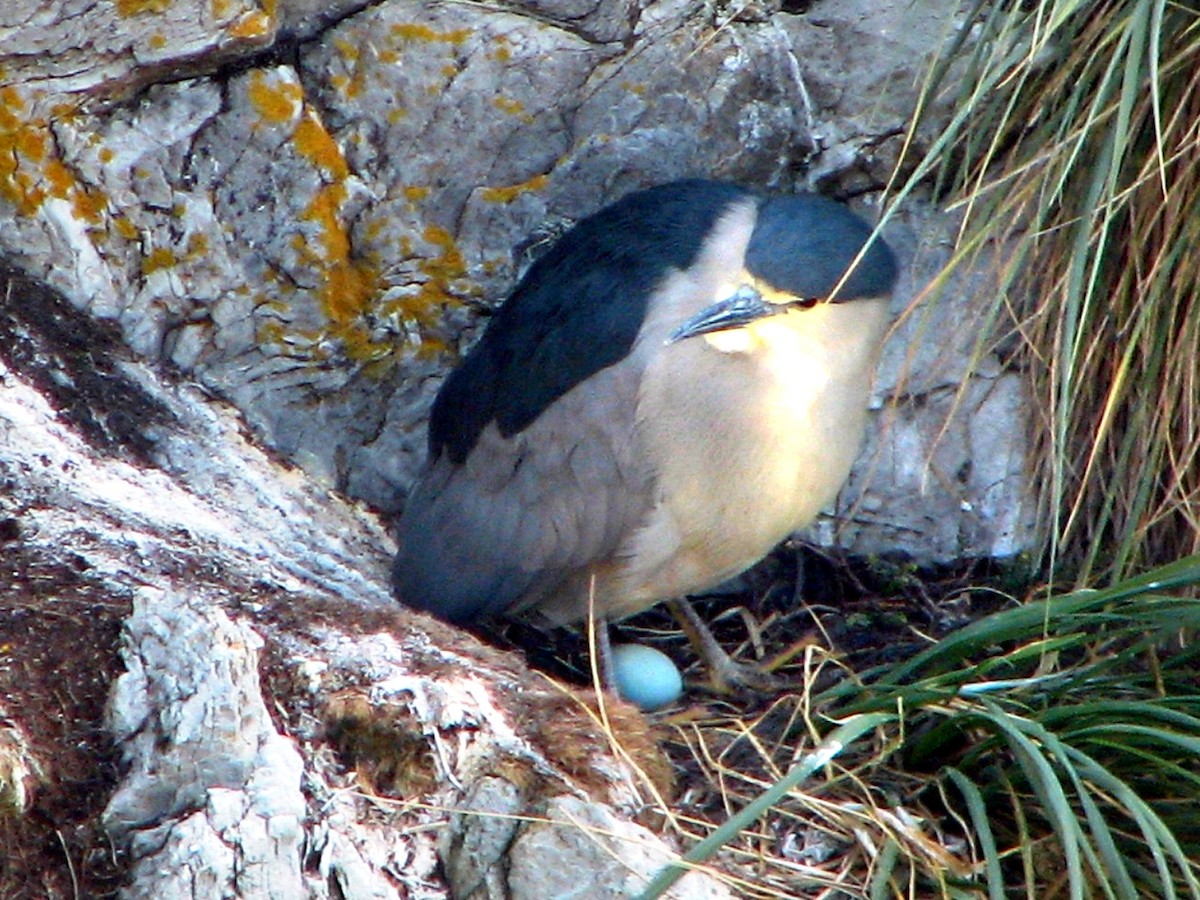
[667,193,898,345]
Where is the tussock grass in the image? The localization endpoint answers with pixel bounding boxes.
[638,555,1200,898]
[921,0,1200,585]
[637,2,1200,896]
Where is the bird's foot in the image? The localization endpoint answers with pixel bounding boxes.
[667,598,785,698]
[701,653,784,696]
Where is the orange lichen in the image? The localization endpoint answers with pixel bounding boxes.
[420,224,464,274]
[149,33,167,50]
[185,232,209,259]
[0,86,107,220]
[322,259,380,325]
[249,68,478,366]
[116,0,171,16]
[258,320,286,345]
[141,247,177,276]
[492,96,524,115]
[480,173,548,203]
[360,222,472,360]
[211,0,232,18]
[294,114,349,180]
[333,37,360,61]
[114,217,139,240]
[72,186,105,223]
[229,10,271,39]
[44,160,74,198]
[389,23,471,44]
[98,147,115,164]
[248,72,301,124]
[490,45,512,63]
[301,183,351,262]
[50,102,80,120]
[363,218,386,242]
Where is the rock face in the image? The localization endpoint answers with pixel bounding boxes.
[1,0,1038,896]
[0,269,723,898]
[0,0,1035,563]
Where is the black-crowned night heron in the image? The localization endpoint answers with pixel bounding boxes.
[394,178,898,694]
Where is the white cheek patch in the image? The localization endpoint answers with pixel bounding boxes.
[703,329,755,354]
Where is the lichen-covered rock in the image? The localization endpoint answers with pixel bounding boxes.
[1,271,721,898]
[0,0,1035,564]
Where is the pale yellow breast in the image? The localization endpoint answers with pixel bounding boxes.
[609,296,890,615]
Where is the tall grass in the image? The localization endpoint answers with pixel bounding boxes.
[638,3,1200,896]
[921,0,1200,585]
[639,555,1200,899]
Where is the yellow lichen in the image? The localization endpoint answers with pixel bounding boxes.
[185,232,209,259]
[44,159,73,198]
[149,33,167,50]
[258,320,286,344]
[141,247,177,276]
[116,0,171,16]
[247,71,301,124]
[492,96,523,115]
[211,0,232,18]
[363,218,386,241]
[333,37,360,61]
[98,147,115,164]
[250,67,478,366]
[389,23,471,44]
[301,182,350,262]
[229,8,271,37]
[321,259,381,328]
[0,86,108,220]
[294,114,349,180]
[114,217,139,240]
[73,186,105,223]
[480,173,548,204]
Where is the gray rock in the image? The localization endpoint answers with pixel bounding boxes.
[1,0,1032,554]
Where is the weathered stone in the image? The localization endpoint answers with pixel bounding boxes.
[508,795,734,899]
[2,0,1027,560]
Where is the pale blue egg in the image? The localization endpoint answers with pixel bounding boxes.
[611,643,683,711]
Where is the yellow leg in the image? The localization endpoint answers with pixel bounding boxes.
[667,598,782,694]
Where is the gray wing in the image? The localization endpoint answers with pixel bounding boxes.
[393,359,653,625]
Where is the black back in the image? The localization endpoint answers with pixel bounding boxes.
[429,179,750,464]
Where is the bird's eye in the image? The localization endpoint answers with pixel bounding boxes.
[793,298,819,310]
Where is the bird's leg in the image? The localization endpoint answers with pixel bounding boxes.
[667,598,782,695]
[592,615,619,695]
